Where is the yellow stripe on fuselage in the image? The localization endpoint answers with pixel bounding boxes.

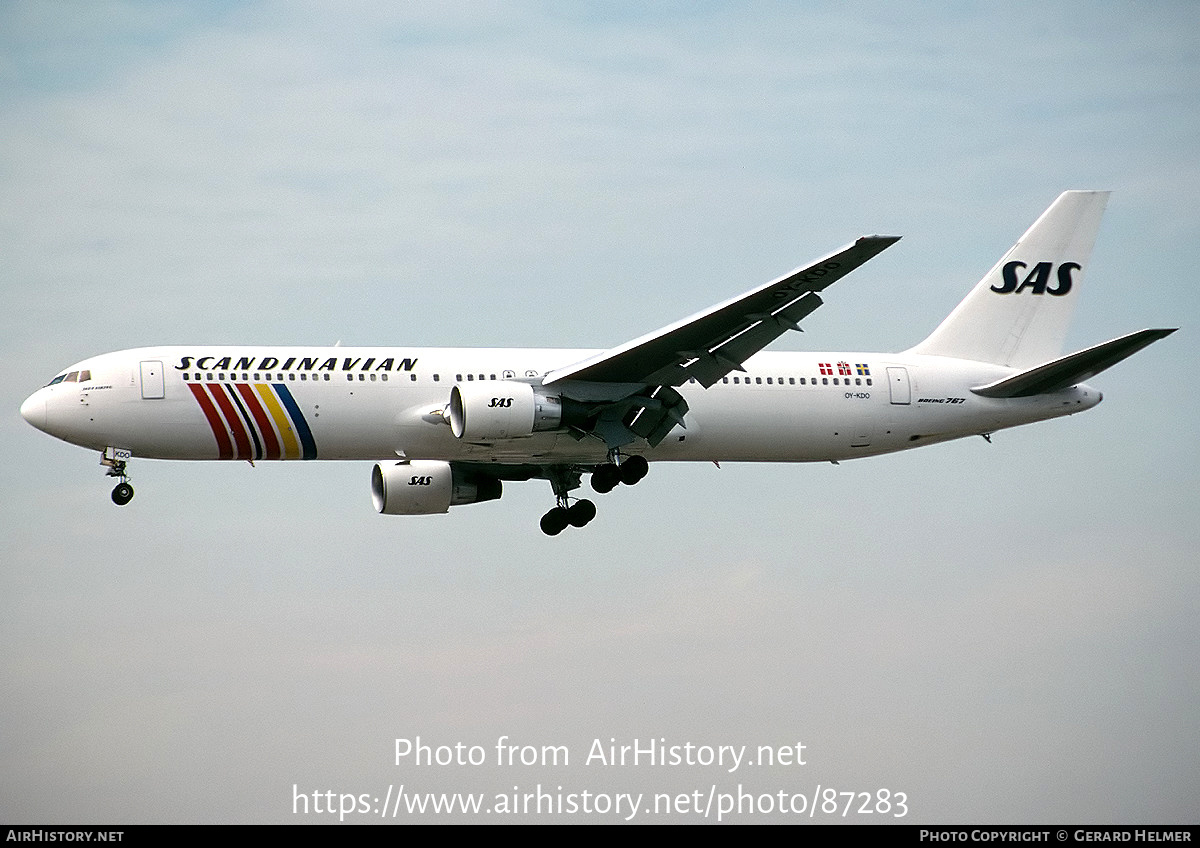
[255,383,300,460]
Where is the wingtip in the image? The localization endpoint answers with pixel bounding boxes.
[1144,327,1178,339]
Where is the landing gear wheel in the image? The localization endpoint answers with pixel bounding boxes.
[618,455,649,486]
[567,498,597,527]
[591,463,620,493]
[540,506,570,536]
[111,482,134,506]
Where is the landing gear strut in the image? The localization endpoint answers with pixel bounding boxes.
[101,449,134,506]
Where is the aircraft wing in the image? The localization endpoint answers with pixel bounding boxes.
[544,235,900,389]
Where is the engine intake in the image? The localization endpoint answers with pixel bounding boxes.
[371,460,501,515]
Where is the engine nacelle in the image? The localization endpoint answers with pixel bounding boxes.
[371,460,501,515]
[448,381,563,440]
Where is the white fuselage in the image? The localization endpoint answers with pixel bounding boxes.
[20,345,1101,466]
[19,193,1166,533]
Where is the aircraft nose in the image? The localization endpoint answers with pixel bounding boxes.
[20,391,47,431]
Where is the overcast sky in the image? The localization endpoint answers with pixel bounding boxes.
[2,1,1197,824]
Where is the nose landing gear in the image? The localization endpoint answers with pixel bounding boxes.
[101,447,134,506]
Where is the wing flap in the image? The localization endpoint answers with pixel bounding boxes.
[970,328,1177,398]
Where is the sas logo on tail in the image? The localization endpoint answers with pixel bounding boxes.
[991,261,1079,296]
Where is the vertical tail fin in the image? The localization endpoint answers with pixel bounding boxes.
[909,191,1110,368]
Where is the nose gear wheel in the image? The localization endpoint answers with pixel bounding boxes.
[101,451,135,506]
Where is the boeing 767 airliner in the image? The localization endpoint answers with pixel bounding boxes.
[20,191,1175,534]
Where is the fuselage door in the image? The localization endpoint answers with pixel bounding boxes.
[140,360,165,399]
[887,366,911,405]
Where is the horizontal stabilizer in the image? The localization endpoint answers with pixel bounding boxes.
[971,328,1177,398]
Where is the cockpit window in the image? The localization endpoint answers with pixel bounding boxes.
[45,370,91,387]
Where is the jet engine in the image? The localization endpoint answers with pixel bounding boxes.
[448,381,565,440]
[371,460,501,515]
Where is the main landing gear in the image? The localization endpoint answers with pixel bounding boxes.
[101,449,134,506]
[538,454,650,535]
[539,466,596,536]
[590,454,648,493]
[539,497,597,536]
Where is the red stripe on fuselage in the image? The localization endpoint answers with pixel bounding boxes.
[207,384,253,460]
[234,383,281,460]
[187,383,234,460]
